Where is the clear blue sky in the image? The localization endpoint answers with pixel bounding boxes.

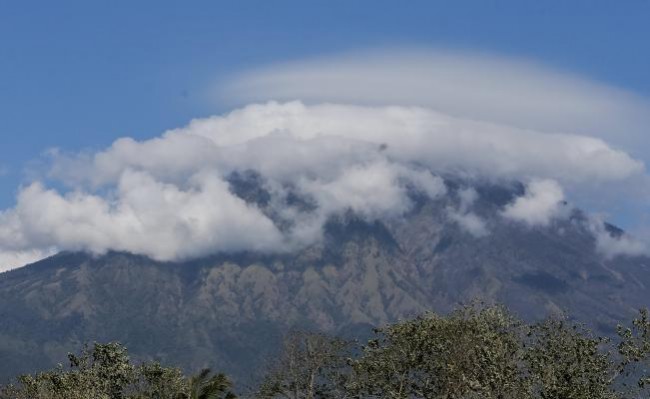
[1,0,649,212]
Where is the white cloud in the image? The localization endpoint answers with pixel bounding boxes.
[447,188,489,237]
[448,211,489,238]
[458,188,479,212]
[587,216,650,259]
[0,249,55,273]
[0,173,285,262]
[300,161,440,219]
[501,179,569,227]
[1,101,646,269]
[3,48,650,269]
[221,48,650,156]
[50,102,644,187]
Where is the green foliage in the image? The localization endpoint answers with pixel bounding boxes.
[129,362,187,399]
[617,308,650,393]
[347,305,530,398]
[3,304,650,399]
[256,331,349,399]
[0,342,135,399]
[526,319,617,399]
[255,305,650,399]
[185,369,235,399]
[0,343,235,399]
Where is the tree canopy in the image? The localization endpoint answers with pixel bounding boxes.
[3,303,650,398]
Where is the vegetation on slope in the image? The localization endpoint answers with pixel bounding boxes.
[2,303,650,398]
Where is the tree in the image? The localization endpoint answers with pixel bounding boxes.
[129,362,187,399]
[256,331,349,399]
[0,342,235,399]
[4,304,650,399]
[0,342,135,399]
[617,308,650,396]
[184,369,235,399]
[525,319,617,399]
[347,304,530,398]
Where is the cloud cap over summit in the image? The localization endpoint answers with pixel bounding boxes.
[222,48,650,155]
[0,98,647,271]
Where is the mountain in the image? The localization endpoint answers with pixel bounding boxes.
[0,177,649,382]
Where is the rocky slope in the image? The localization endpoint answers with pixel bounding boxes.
[0,179,649,382]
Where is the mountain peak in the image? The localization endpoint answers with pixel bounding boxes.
[0,179,647,382]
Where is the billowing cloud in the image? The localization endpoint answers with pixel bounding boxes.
[50,102,643,187]
[300,161,445,219]
[0,175,284,262]
[501,179,570,227]
[0,101,646,268]
[2,49,650,269]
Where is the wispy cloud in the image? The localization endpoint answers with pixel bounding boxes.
[447,188,489,237]
[221,48,650,157]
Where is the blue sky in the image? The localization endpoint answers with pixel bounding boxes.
[1,0,649,228]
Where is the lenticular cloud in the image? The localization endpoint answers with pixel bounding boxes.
[222,48,650,155]
[0,101,646,270]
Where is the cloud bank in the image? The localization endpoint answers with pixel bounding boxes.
[51,102,642,186]
[1,49,649,270]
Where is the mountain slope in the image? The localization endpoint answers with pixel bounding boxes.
[0,180,649,382]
